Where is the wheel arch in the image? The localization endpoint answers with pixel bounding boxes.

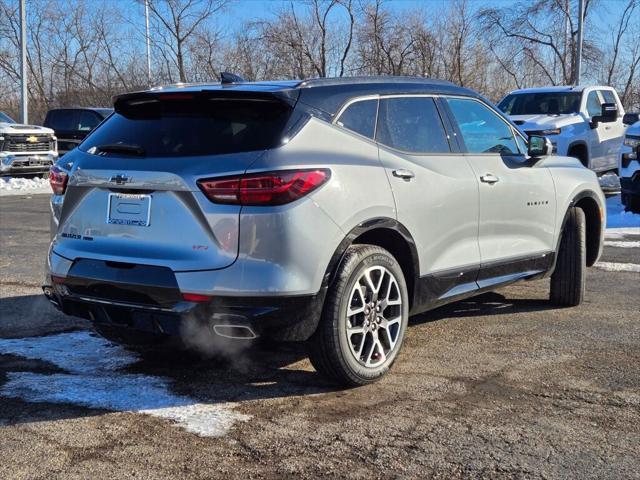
[323,218,420,309]
[567,141,590,168]
[555,190,603,268]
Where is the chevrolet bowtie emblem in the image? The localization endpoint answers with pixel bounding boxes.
[27,135,38,143]
[110,174,131,185]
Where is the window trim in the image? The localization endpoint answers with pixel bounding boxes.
[440,95,528,156]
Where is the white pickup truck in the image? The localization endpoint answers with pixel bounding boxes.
[0,111,58,175]
[498,86,633,175]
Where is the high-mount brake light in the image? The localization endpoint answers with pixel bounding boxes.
[197,169,330,206]
[157,93,195,100]
[49,165,68,195]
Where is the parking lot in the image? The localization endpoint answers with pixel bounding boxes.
[0,193,639,479]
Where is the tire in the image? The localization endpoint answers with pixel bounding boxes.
[550,207,586,306]
[308,244,409,386]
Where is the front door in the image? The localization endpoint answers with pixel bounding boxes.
[443,97,557,285]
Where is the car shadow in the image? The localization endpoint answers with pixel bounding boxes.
[0,290,553,429]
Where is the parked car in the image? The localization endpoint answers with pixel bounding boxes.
[0,111,58,176]
[498,86,630,176]
[43,107,112,156]
[43,76,605,386]
[619,120,640,213]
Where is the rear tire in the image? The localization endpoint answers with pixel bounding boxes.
[308,245,409,386]
[550,207,586,306]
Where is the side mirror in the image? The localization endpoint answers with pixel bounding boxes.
[528,135,553,158]
[592,102,618,125]
[623,112,639,126]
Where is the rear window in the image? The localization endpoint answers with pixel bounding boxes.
[80,95,292,157]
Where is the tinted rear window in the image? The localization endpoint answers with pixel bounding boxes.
[80,96,292,157]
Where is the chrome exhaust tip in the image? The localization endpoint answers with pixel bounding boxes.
[212,324,258,340]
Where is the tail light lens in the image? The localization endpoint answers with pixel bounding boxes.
[49,165,68,195]
[182,293,212,303]
[197,169,330,206]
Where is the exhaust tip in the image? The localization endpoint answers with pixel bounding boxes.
[213,324,257,340]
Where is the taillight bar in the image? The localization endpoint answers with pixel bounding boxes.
[197,169,330,206]
[49,165,68,195]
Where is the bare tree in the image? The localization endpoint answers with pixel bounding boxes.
[146,0,228,82]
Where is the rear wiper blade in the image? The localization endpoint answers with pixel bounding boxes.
[93,144,146,156]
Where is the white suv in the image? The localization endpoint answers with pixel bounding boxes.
[498,86,627,175]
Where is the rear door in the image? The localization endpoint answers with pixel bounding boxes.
[54,92,293,272]
[373,95,481,299]
[443,96,556,284]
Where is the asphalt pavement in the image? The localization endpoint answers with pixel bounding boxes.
[0,194,639,479]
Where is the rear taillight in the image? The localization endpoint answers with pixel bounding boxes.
[182,293,212,303]
[197,169,330,206]
[49,165,68,195]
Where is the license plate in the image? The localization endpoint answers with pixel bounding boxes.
[107,193,151,227]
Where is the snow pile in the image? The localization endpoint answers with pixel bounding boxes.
[0,176,52,196]
[0,331,249,437]
[594,262,640,273]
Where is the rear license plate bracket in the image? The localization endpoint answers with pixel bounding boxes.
[107,193,152,227]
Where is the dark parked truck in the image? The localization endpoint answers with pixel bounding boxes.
[0,111,58,175]
[43,108,113,156]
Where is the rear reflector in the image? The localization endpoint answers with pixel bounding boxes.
[182,293,212,303]
[49,165,68,195]
[197,169,330,206]
[51,275,66,284]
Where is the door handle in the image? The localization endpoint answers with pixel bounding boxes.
[392,169,415,180]
[480,173,499,184]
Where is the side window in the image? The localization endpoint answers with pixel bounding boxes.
[77,111,101,131]
[586,91,602,117]
[336,99,378,139]
[600,90,616,105]
[375,97,450,154]
[514,133,528,154]
[446,98,519,154]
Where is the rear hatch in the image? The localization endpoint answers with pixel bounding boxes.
[53,90,295,271]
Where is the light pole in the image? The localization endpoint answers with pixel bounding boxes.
[575,0,584,86]
[145,0,152,86]
[20,0,28,124]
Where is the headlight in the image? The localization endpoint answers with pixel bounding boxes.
[623,135,640,149]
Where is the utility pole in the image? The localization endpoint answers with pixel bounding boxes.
[575,0,584,86]
[145,0,152,86]
[19,0,28,124]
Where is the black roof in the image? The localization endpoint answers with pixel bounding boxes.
[115,76,479,118]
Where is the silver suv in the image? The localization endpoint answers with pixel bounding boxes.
[44,77,605,386]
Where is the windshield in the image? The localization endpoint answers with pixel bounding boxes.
[0,112,15,123]
[498,92,581,116]
[80,95,292,157]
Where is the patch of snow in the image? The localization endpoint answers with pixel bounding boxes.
[606,195,640,229]
[605,228,640,239]
[0,332,249,437]
[0,176,52,196]
[594,262,640,273]
[603,240,640,248]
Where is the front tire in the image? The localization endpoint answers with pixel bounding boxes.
[550,207,586,306]
[308,245,409,386]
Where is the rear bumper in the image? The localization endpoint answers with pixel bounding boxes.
[43,273,326,343]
